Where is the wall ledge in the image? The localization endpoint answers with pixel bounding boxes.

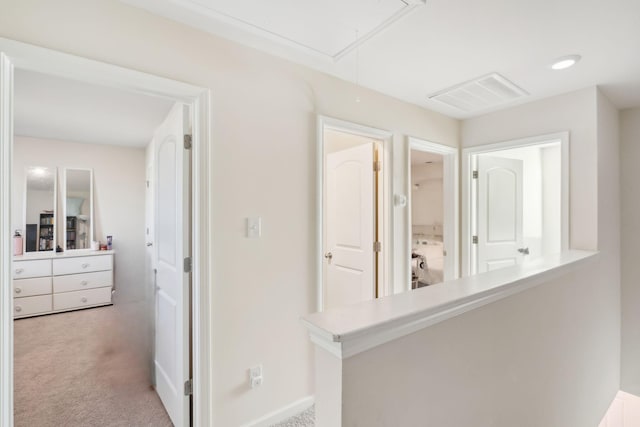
[302,250,598,359]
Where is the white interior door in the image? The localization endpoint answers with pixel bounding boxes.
[154,103,190,427]
[0,52,14,427]
[324,143,375,310]
[145,164,156,384]
[476,155,525,273]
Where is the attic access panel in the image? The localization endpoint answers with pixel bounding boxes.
[179,0,424,59]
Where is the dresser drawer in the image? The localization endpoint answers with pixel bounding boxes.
[14,295,52,318]
[53,271,113,293]
[13,277,52,298]
[52,255,113,276]
[13,259,52,279]
[53,287,112,311]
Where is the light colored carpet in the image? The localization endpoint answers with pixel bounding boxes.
[13,305,172,427]
[271,405,315,427]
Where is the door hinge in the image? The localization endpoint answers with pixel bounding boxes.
[146,180,150,188]
[183,256,192,273]
[184,134,193,150]
[184,379,193,396]
[472,170,478,179]
[373,160,381,172]
[472,235,478,244]
[374,241,382,252]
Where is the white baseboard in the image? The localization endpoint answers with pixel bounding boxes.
[241,396,315,427]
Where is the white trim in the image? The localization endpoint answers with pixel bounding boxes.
[0,52,14,427]
[121,0,425,62]
[316,115,394,311]
[461,132,570,277]
[406,137,459,290]
[240,396,315,427]
[303,250,597,359]
[0,38,212,427]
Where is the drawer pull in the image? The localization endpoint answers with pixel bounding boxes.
[15,268,24,274]
[15,306,22,313]
[81,263,90,269]
[81,297,88,303]
[14,287,22,294]
[80,280,88,286]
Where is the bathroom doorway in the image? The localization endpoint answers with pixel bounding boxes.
[407,138,459,290]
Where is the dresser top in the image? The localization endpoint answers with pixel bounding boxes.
[14,250,115,261]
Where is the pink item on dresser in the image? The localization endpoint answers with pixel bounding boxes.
[13,230,23,256]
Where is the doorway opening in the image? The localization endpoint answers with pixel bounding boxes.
[317,116,392,311]
[0,39,211,426]
[407,138,459,290]
[462,133,569,276]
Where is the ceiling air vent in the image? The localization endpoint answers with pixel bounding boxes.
[428,73,528,112]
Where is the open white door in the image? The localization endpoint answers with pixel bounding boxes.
[0,52,14,427]
[154,103,190,427]
[324,143,376,310]
[145,163,156,384]
[476,155,525,273]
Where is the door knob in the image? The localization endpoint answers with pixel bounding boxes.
[324,252,333,260]
[518,247,530,255]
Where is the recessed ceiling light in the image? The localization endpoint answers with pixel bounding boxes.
[31,167,46,176]
[551,55,581,70]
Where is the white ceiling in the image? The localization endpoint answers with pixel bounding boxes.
[14,70,175,147]
[411,150,442,165]
[122,0,640,118]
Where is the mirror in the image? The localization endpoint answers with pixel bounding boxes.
[24,166,57,252]
[63,168,93,250]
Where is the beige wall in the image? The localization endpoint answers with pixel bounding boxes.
[331,88,621,426]
[0,0,459,424]
[621,107,640,395]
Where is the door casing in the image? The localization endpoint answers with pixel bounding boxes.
[461,132,570,277]
[0,38,212,427]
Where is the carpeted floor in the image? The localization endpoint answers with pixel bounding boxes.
[13,305,172,427]
[272,405,315,427]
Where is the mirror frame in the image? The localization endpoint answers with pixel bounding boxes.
[22,166,57,253]
[62,168,94,251]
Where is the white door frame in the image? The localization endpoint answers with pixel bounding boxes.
[316,115,393,311]
[406,137,459,287]
[0,38,212,426]
[461,132,569,277]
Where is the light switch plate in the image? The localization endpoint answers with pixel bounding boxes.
[247,217,261,238]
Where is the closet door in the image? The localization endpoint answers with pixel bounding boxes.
[153,102,191,427]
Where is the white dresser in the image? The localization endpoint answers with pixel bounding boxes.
[12,251,114,319]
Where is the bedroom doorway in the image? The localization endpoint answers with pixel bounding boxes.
[462,133,569,276]
[0,39,212,426]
